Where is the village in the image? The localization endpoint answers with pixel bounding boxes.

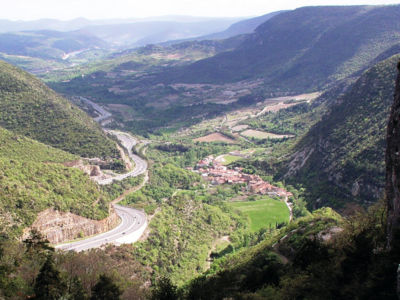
[191,155,293,198]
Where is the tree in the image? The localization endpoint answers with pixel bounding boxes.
[24,229,53,254]
[0,245,8,295]
[151,277,178,300]
[69,276,87,300]
[386,61,400,249]
[90,274,121,300]
[34,254,67,299]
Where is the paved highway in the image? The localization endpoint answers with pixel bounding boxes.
[55,97,148,251]
[55,205,147,252]
[78,97,148,184]
[79,96,112,123]
[97,130,148,185]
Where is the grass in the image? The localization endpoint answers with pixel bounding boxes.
[214,239,231,253]
[228,197,289,232]
[220,155,242,165]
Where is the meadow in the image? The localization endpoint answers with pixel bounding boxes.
[228,197,289,232]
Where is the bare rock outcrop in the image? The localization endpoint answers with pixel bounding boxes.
[90,165,102,176]
[63,159,113,184]
[23,208,120,244]
[386,61,400,248]
[64,159,101,176]
[284,147,314,178]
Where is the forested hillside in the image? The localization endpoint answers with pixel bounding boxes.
[0,127,111,238]
[279,54,399,208]
[180,203,397,299]
[0,60,119,158]
[1,3,400,299]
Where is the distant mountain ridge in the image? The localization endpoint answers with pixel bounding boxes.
[0,16,246,71]
[199,11,286,40]
[158,5,400,93]
[77,19,243,48]
[0,18,95,33]
[0,30,108,60]
[160,11,286,46]
[0,16,242,33]
[0,16,243,49]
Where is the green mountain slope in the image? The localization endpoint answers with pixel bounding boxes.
[160,5,400,92]
[0,127,110,238]
[178,62,400,297]
[0,60,118,158]
[281,54,399,207]
[181,204,397,299]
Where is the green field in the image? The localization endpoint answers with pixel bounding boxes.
[228,197,289,232]
[221,154,242,165]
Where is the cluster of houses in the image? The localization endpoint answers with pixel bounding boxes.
[191,155,293,198]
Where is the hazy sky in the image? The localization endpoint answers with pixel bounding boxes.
[2,0,400,20]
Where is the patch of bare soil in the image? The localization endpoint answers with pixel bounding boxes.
[241,129,294,139]
[193,132,236,143]
[232,124,249,132]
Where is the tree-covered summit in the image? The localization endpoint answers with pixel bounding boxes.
[0,60,119,158]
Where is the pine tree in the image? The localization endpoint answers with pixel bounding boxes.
[90,274,121,300]
[151,277,178,300]
[70,276,87,300]
[34,254,67,299]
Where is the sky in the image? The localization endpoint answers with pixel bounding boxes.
[1,0,400,20]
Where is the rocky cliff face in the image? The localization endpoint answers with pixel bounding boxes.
[23,207,120,244]
[386,61,400,248]
[64,159,113,184]
[282,55,399,208]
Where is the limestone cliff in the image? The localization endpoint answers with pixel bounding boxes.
[386,61,400,248]
[23,207,120,244]
[282,55,399,208]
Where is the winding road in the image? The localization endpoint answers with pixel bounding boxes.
[80,96,148,185]
[79,96,112,123]
[97,130,148,185]
[56,97,148,251]
[56,205,147,252]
